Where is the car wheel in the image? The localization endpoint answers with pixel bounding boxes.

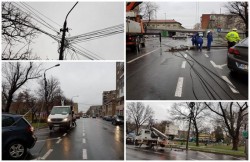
[7,141,27,160]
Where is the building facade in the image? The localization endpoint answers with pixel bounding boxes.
[102,90,116,116]
[201,14,245,31]
[143,19,184,30]
[116,62,124,116]
[86,105,102,117]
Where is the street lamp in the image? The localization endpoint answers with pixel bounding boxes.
[44,64,60,116]
[59,2,79,60]
[186,102,195,151]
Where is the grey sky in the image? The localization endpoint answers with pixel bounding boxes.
[21,62,116,112]
[8,2,124,60]
[155,2,228,28]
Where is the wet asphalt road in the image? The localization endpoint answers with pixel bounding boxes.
[25,118,124,160]
[126,145,245,160]
[126,37,248,100]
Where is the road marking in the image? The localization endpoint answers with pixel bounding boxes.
[204,54,209,57]
[198,151,213,159]
[37,137,60,142]
[210,61,227,69]
[83,138,86,143]
[184,54,187,58]
[222,76,239,93]
[63,133,67,136]
[181,61,186,68]
[82,149,87,160]
[83,133,85,137]
[83,129,85,133]
[175,77,184,97]
[127,48,160,64]
[41,149,53,160]
[56,138,62,144]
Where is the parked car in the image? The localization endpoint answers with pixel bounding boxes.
[2,113,37,160]
[227,37,248,74]
[103,115,113,121]
[112,115,124,125]
[126,132,136,144]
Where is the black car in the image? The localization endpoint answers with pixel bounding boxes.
[227,37,248,74]
[2,113,37,160]
[112,115,124,125]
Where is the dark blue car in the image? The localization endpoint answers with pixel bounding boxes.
[2,113,37,160]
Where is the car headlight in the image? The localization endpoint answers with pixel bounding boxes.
[63,118,68,121]
[47,118,51,122]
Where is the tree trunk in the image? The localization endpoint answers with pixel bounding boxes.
[4,96,13,112]
[193,121,199,146]
[232,136,239,150]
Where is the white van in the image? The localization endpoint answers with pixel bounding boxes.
[47,106,73,130]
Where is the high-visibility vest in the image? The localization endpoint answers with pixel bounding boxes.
[225,31,241,42]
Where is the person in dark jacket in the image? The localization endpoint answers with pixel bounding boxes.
[206,31,213,51]
[196,34,203,51]
[191,34,196,46]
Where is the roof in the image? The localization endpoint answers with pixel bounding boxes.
[143,19,181,24]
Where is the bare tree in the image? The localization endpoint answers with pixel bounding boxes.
[2,62,42,112]
[193,23,201,30]
[170,102,209,146]
[139,2,159,32]
[127,102,154,135]
[225,2,248,37]
[2,2,39,60]
[37,76,63,114]
[205,102,248,150]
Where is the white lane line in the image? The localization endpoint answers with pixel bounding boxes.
[83,133,85,137]
[175,77,184,97]
[222,76,239,93]
[41,149,53,160]
[198,152,213,160]
[37,137,60,142]
[210,61,227,69]
[210,61,221,69]
[82,149,87,160]
[63,133,67,136]
[181,61,186,68]
[127,48,160,64]
[204,54,209,57]
[184,54,187,58]
[56,138,62,144]
[83,138,86,144]
[83,129,85,133]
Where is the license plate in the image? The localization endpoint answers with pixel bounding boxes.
[236,62,248,70]
[53,124,60,127]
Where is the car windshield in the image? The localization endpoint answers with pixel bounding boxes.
[51,107,70,115]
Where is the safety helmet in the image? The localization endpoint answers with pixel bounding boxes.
[232,28,237,31]
[207,31,210,33]
[199,33,203,36]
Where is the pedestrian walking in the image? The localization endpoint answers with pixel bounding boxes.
[196,34,203,51]
[206,31,213,51]
[225,28,241,49]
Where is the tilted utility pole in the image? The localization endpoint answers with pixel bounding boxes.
[59,2,78,60]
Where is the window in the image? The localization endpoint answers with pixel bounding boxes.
[2,116,15,127]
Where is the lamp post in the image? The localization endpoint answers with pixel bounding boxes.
[186,102,195,151]
[44,64,60,116]
[59,2,78,60]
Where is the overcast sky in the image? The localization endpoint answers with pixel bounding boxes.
[6,2,124,60]
[20,62,117,112]
[155,2,228,28]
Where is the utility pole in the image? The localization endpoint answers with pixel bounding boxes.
[59,2,78,60]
